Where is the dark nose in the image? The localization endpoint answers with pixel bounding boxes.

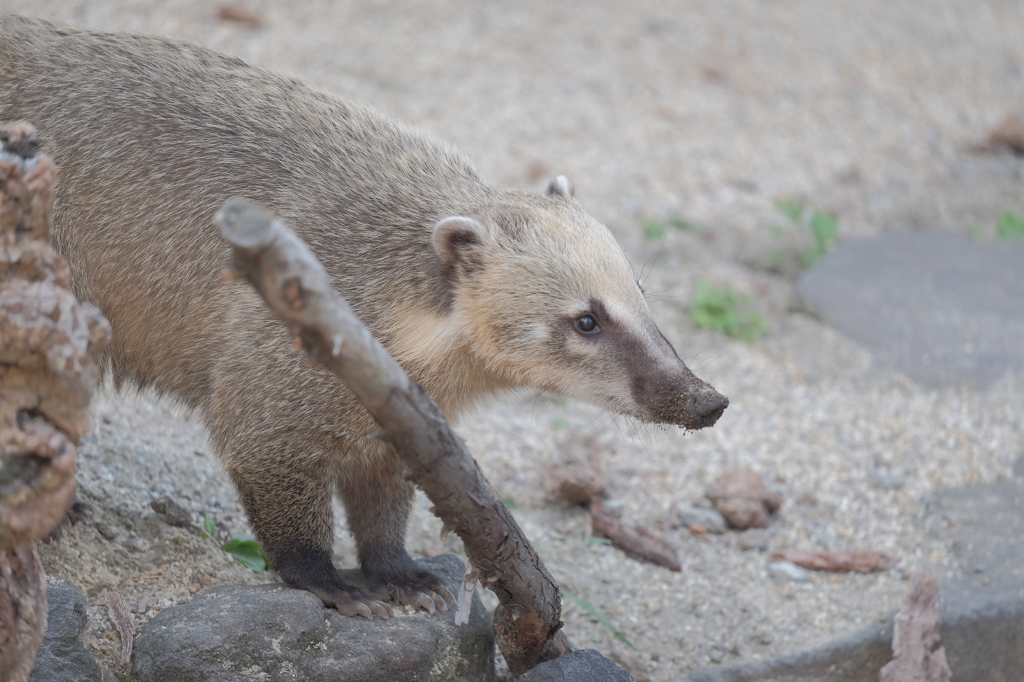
[689,389,729,428]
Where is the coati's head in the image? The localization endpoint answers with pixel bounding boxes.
[429,176,728,431]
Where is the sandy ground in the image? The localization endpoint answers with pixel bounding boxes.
[3,1,1024,679]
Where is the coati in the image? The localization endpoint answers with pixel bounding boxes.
[0,15,728,619]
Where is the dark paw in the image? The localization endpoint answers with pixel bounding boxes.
[308,584,395,620]
[271,545,395,620]
[385,569,456,614]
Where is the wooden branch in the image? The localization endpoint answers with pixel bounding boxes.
[591,497,681,572]
[215,197,571,676]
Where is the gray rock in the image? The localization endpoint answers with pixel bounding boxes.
[677,504,727,534]
[29,576,106,682]
[132,554,494,682]
[932,474,1024,607]
[518,649,636,682]
[684,621,893,682]
[766,561,811,582]
[797,230,1024,388]
[1012,454,1024,479]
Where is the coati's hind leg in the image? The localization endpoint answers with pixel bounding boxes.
[222,445,394,620]
[336,450,455,613]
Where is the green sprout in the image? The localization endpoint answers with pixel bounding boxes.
[643,218,667,240]
[643,213,702,240]
[772,198,839,268]
[689,280,767,342]
[201,511,216,539]
[997,211,1024,239]
[223,535,268,572]
[561,588,636,650]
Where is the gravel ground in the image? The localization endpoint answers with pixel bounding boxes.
[4,1,1023,679]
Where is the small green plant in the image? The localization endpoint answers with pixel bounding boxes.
[668,215,702,232]
[587,535,613,547]
[997,211,1024,239]
[201,511,217,539]
[642,213,702,240]
[561,588,636,650]
[643,218,667,240]
[803,210,839,267]
[775,197,804,224]
[223,535,268,572]
[773,198,839,268]
[689,280,767,342]
[503,498,517,510]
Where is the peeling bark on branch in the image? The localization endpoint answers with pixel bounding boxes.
[0,121,110,682]
[216,197,571,676]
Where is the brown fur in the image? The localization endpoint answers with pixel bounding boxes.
[0,15,727,615]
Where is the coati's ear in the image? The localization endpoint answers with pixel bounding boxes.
[432,216,487,268]
[547,175,574,199]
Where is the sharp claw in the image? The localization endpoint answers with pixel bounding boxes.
[370,601,391,620]
[416,592,436,614]
[437,586,456,605]
[431,591,448,612]
[355,602,374,620]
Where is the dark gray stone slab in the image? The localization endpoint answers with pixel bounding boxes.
[29,576,107,682]
[684,463,1024,682]
[935,469,1024,602]
[797,230,1024,388]
[132,554,494,682]
[683,622,892,682]
[518,649,636,682]
[684,590,1024,682]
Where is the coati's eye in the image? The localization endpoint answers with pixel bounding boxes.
[574,315,600,334]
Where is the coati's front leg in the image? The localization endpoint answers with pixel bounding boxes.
[209,323,451,617]
[335,450,455,614]
[226,454,395,620]
[219,425,452,618]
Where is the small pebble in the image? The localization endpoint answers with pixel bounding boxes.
[151,496,193,528]
[94,522,117,541]
[121,537,147,552]
[737,529,771,551]
[676,504,727,534]
[870,467,906,490]
[767,560,811,582]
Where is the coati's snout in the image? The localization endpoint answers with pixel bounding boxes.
[687,385,730,428]
[626,327,729,429]
[630,364,729,430]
